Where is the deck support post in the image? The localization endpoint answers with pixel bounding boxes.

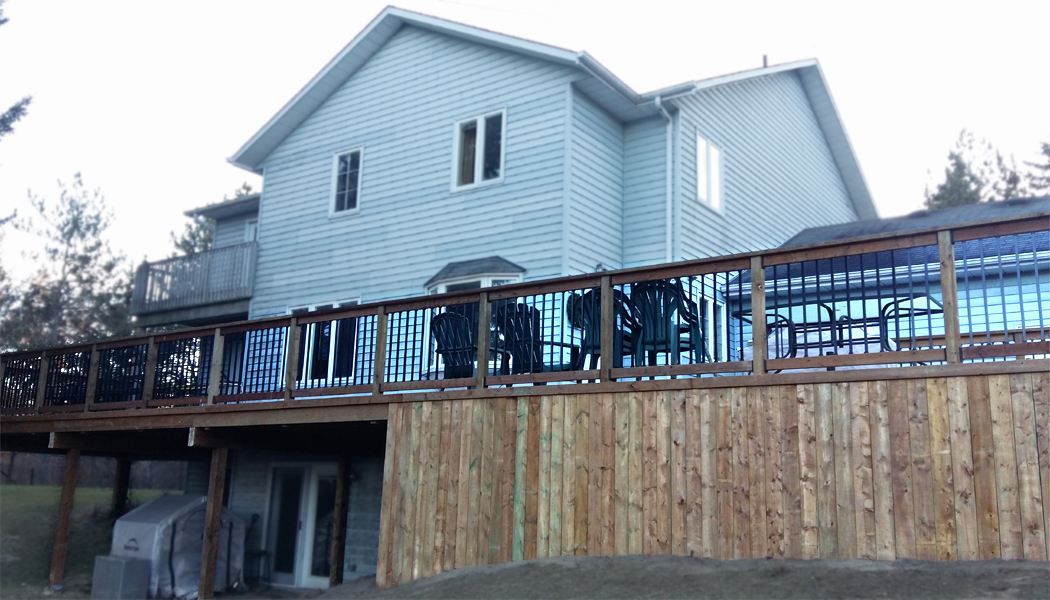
[938,230,962,364]
[198,447,229,600]
[329,455,352,587]
[112,457,132,518]
[48,448,80,588]
[750,256,767,375]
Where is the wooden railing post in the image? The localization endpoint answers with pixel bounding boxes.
[141,336,158,407]
[206,329,224,404]
[476,292,491,389]
[83,345,100,411]
[600,276,614,381]
[938,230,962,364]
[372,306,388,396]
[750,256,767,376]
[284,318,300,401]
[35,351,49,413]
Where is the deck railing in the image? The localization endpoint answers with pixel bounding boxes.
[3,214,1047,415]
[130,242,257,315]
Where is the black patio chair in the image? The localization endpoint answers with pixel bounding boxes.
[431,312,481,379]
[493,303,578,375]
[629,279,709,366]
[565,288,636,370]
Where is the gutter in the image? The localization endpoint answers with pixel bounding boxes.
[654,96,674,264]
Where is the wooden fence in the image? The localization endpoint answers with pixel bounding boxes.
[376,370,1050,587]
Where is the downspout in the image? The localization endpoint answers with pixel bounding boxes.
[654,96,674,264]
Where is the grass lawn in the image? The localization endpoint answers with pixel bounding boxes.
[0,484,172,598]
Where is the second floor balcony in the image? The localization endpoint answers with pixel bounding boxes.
[130,242,257,328]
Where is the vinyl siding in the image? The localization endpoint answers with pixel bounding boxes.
[675,71,858,259]
[568,88,624,274]
[622,117,668,267]
[213,214,255,249]
[250,26,579,317]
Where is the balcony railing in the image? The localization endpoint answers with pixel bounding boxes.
[2,214,1047,415]
[130,243,257,315]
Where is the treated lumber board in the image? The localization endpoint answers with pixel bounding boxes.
[550,395,565,557]
[376,405,400,587]
[512,398,527,561]
[487,399,507,563]
[198,447,226,599]
[642,393,656,554]
[538,396,552,558]
[588,394,603,555]
[574,394,589,555]
[833,382,856,559]
[1033,372,1050,558]
[937,230,962,364]
[685,389,703,556]
[988,374,1023,559]
[601,394,616,555]
[671,390,688,556]
[1009,373,1046,560]
[715,387,734,559]
[48,448,80,588]
[946,377,978,560]
[524,397,541,560]
[907,378,937,560]
[850,382,877,560]
[797,384,819,560]
[411,402,432,578]
[457,401,476,567]
[628,392,644,555]
[614,392,630,556]
[476,400,497,565]
[814,383,838,558]
[750,256,767,376]
[781,385,802,559]
[465,400,485,567]
[442,401,464,572]
[730,387,751,558]
[400,404,421,582]
[869,380,896,560]
[500,399,517,563]
[562,395,577,555]
[421,401,442,577]
[888,379,916,559]
[655,392,671,554]
[767,348,945,372]
[764,385,785,558]
[748,387,768,557]
[925,378,957,561]
[967,376,1001,559]
[700,389,719,558]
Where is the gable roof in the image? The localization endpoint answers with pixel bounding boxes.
[185,193,261,220]
[425,256,526,288]
[228,7,876,219]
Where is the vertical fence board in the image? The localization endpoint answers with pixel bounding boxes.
[538,396,552,558]
[814,383,838,558]
[888,379,916,558]
[512,399,526,562]
[601,395,616,556]
[685,389,703,556]
[562,395,577,555]
[716,388,733,560]
[850,382,877,560]
[989,375,1023,559]
[731,387,751,559]
[628,393,644,555]
[443,401,464,571]
[500,398,517,564]
[550,395,565,557]
[525,397,541,560]
[967,376,1001,559]
[615,392,630,556]
[700,389,719,558]
[376,404,400,588]
[1009,373,1046,561]
[477,399,497,565]
[833,382,856,558]
[781,385,802,559]
[869,380,896,560]
[748,387,768,557]
[764,385,785,558]
[422,402,442,577]
[655,392,672,554]
[1033,372,1050,557]
[671,390,688,556]
[798,384,819,559]
[465,400,485,567]
[946,377,978,560]
[926,378,957,561]
[403,403,423,580]
[433,401,452,572]
[574,394,589,555]
[588,394,603,555]
[907,378,937,560]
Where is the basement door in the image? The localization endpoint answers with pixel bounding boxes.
[267,464,338,589]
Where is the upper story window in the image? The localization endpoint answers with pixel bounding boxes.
[244,219,258,242]
[331,148,362,214]
[453,110,505,190]
[696,133,722,211]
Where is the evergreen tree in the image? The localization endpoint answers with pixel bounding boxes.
[168,182,255,257]
[0,174,132,351]
[1026,139,1050,193]
[924,151,984,210]
[0,1,31,143]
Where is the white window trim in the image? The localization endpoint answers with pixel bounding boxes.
[696,132,724,214]
[328,147,364,218]
[426,272,522,295]
[288,298,362,385]
[244,219,258,243]
[450,108,507,192]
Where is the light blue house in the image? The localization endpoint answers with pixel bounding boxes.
[129,6,878,590]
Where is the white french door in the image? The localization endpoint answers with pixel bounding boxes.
[267,464,339,589]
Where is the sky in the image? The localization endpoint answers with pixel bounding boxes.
[1,0,1047,280]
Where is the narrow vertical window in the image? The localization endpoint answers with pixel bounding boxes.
[697,133,723,211]
[453,109,505,189]
[458,121,477,186]
[332,149,362,213]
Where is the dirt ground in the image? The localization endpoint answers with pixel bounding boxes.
[317,556,1050,600]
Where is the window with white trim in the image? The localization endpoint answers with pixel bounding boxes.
[453,110,505,189]
[427,274,521,295]
[290,299,360,384]
[244,219,258,242]
[697,133,722,211]
[331,149,362,214]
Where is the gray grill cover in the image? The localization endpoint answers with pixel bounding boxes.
[110,494,245,599]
